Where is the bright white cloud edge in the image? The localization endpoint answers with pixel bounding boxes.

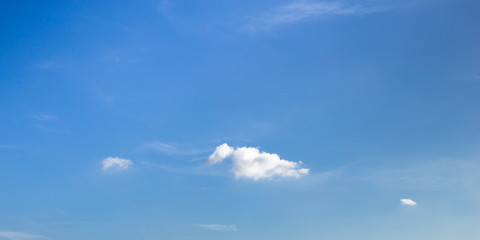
[207,143,309,180]
[400,198,417,206]
[101,157,133,172]
[207,143,234,164]
[194,224,237,232]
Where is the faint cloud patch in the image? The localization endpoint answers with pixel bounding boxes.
[0,145,16,149]
[37,61,63,70]
[139,141,210,155]
[33,114,58,122]
[141,142,179,154]
[355,159,480,191]
[102,48,141,65]
[244,0,389,31]
[31,113,71,134]
[156,0,223,35]
[158,0,175,21]
[92,89,116,104]
[193,224,237,232]
[34,124,71,134]
[291,169,343,187]
[141,161,227,177]
[472,72,480,81]
[0,231,49,240]
[101,157,133,173]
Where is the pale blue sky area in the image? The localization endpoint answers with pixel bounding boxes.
[1,0,480,239]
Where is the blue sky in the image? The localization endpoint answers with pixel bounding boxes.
[1,0,480,239]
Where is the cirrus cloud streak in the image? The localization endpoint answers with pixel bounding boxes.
[244,0,389,31]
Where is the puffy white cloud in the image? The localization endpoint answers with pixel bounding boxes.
[207,143,309,180]
[400,198,417,206]
[207,143,234,164]
[101,157,133,172]
[194,224,237,232]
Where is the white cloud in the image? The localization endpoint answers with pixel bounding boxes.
[207,143,309,180]
[194,224,237,232]
[207,143,234,164]
[245,0,388,31]
[101,157,133,172]
[400,198,417,206]
[0,231,48,240]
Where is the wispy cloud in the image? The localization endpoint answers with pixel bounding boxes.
[37,61,62,70]
[400,198,417,206]
[0,231,49,240]
[140,142,180,154]
[357,159,480,190]
[141,161,227,177]
[101,157,133,173]
[0,144,16,149]
[139,141,210,156]
[472,72,480,81]
[92,89,116,104]
[244,0,389,31]
[194,224,237,232]
[33,114,58,122]
[207,143,309,180]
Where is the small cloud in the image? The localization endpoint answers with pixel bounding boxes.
[207,143,309,180]
[400,198,417,206]
[244,0,388,31]
[33,114,58,121]
[38,61,62,69]
[0,231,49,240]
[101,157,133,172]
[194,224,237,232]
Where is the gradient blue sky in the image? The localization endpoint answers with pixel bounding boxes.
[1,0,480,239]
